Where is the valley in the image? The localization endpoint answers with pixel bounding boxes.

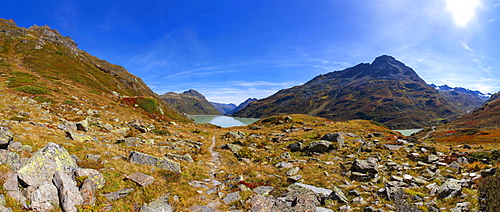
[0,18,498,212]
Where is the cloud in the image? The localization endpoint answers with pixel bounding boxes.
[460,41,475,55]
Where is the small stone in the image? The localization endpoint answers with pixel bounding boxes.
[253,186,274,196]
[286,167,300,176]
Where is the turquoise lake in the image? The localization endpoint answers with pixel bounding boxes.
[187,115,260,128]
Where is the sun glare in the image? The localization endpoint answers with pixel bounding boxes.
[445,0,481,26]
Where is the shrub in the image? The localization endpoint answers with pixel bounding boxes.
[152,129,170,136]
[63,100,77,105]
[15,86,47,94]
[136,98,159,114]
[479,172,500,211]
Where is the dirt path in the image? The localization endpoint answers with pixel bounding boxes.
[208,135,221,175]
[421,126,436,140]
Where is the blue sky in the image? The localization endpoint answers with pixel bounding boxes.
[3,0,500,104]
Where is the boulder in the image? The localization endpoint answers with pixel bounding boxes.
[53,171,84,212]
[76,118,89,132]
[320,133,345,148]
[307,140,332,153]
[18,142,78,187]
[351,158,379,174]
[246,194,275,212]
[253,186,274,196]
[287,142,303,152]
[128,151,181,173]
[74,168,105,189]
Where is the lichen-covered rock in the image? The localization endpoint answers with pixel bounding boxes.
[18,142,78,187]
[53,171,84,212]
[65,131,95,142]
[74,168,105,189]
[128,151,181,173]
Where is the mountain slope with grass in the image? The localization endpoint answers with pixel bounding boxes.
[0,18,186,122]
[160,89,221,115]
[234,55,470,129]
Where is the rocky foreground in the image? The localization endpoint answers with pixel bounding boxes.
[0,91,496,212]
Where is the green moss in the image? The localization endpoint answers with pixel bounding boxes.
[136,98,160,114]
[34,96,54,103]
[15,86,48,94]
[7,71,36,88]
[63,100,78,105]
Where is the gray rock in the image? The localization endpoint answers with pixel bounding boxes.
[85,154,100,161]
[436,178,462,199]
[76,118,89,132]
[316,207,334,212]
[3,173,26,206]
[279,152,292,160]
[65,131,95,142]
[254,186,274,196]
[427,154,439,163]
[330,186,348,204]
[18,142,78,187]
[74,168,105,189]
[58,122,77,132]
[294,183,332,196]
[287,175,303,183]
[307,140,332,153]
[128,151,181,173]
[246,194,276,212]
[0,127,13,149]
[287,141,303,152]
[165,153,194,163]
[102,188,134,201]
[452,202,470,212]
[28,180,59,211]
[224,144,242,154]
[0,150,20,168]
[6,142,22,152]
[275,161,293,169]
[126,172,155,187]
[140,194,173,212]
[226,131,245,139]
[223,191,241,204]
[189,205,215,212]
[351,158,379,174]
[320,133,345,148]
[351,172,371,181]
[286,167,300,176]
[53,171,84,212]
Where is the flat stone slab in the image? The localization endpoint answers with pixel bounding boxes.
[128,151,181,173]
[126,172,155,187]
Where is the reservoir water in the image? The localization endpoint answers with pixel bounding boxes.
[394,129,423,136]
[188,115,260,128]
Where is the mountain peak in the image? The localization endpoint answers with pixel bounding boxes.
[182,89,206,100]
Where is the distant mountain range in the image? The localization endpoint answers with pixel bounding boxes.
[160,89,257,116]
[233,55,488,129]
[160,89,221,115]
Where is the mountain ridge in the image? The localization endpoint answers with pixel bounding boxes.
[234,55,484,129]
[160,89,221,115]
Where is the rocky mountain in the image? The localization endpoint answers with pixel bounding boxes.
[210,102,237,115]
[160,89,221,115]
[229,98,258,115]
[234,55,467,129]
[430,84,489,112]
[446,92,500,129]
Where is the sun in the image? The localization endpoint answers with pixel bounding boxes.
[445,0,481,26]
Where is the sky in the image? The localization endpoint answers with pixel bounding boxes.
[3,0,500,104]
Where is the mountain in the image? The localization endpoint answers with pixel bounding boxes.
[229,98,257,115]
[0,18,185,121]
[234,55,469,129]
[430,84,489,112]
[210,102,237,115]
[160,89,221,115]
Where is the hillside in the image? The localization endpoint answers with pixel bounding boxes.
[234,55,476,129]
[0,18,185,122]
[424,92,500,143]
[431,84,489,112]
[160,89,221,115]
